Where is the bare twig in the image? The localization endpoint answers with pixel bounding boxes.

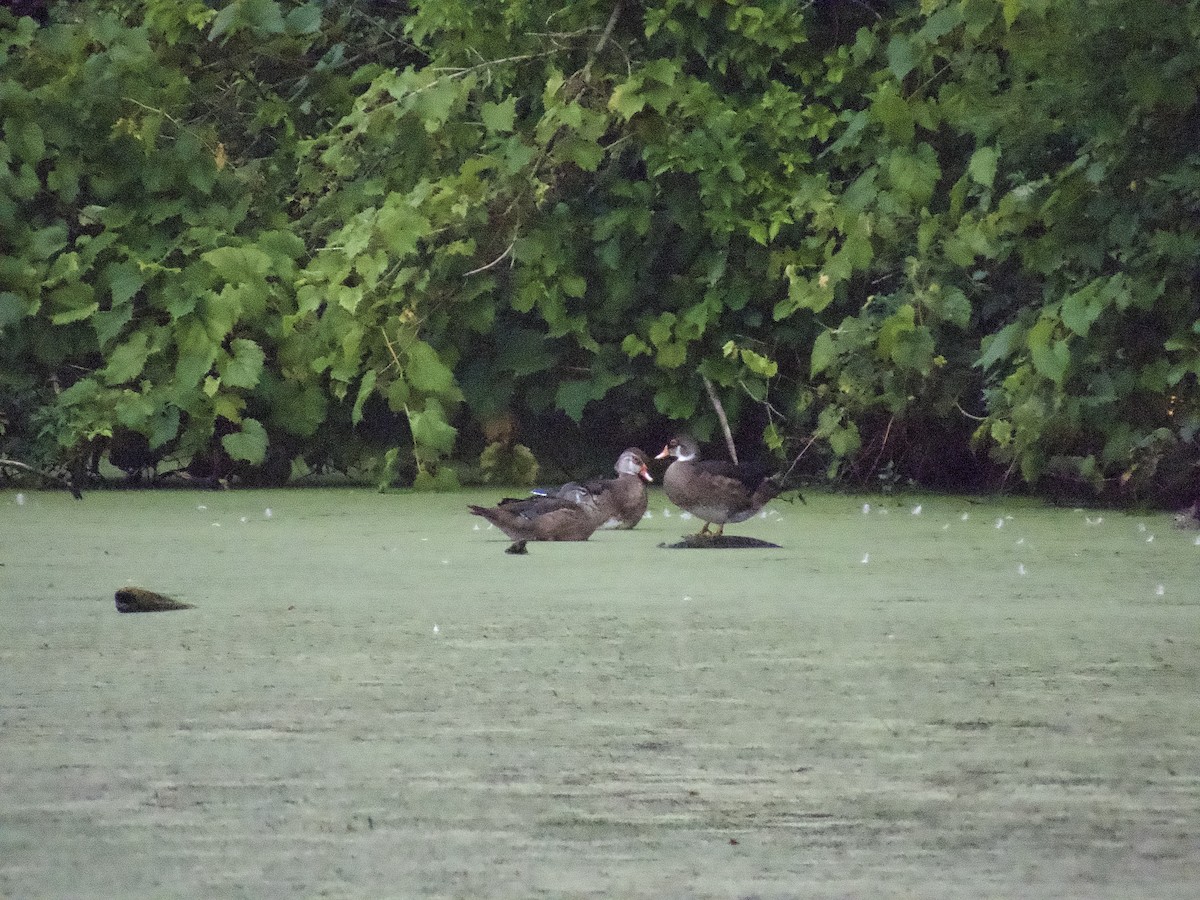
[702,375,738,464]
[464,241,515,277]
[779,435,819,482]
[954,400,987,422]
[581,1,623,82]
[122,97,220,153]
[380,327,403,372]
[867,414,895,482]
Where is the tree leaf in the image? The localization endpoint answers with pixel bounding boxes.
[608,81,647,119]
[405,341,457,398]
[810,330,838,376]
[1028,319,1070,384]
[103,332,152,385]
[221,418,268,464]
[740,348,778,377]
[481,98,517,133]
[284,2,322,34]
[555,369,629,422]
[0,292,29,329]
[352,369,377,426]
[219,338,265,389]
[202,246,273,283]
[407,400,458,454]
[968,146,999,188]
[871,85,914,144]
[886,35,916,81]
[106,261,144,306]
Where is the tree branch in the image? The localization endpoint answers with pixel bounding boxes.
[581,1,622,82]
[464,241,515,277]
[702,375,738,464]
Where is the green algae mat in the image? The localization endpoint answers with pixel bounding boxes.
[2,487,1198,898]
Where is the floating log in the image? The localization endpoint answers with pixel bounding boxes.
[115,587,194,613]
[659,534,782,549]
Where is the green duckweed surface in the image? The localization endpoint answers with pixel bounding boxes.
[1,487,1198,898]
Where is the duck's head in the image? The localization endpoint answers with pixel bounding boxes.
[655,436,698,463]
[616,448,654,482]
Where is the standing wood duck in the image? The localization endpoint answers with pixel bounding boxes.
[655,436,781,537]
[468,491,608,542]
[533,448,653,529]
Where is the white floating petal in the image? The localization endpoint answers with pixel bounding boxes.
[862,503,871,514]
[912,505,922,515]
[861,553,870,564]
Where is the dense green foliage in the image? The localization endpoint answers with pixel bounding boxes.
[2,0,1197,502]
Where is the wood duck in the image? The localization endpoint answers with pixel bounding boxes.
[468,491,608,542]
[533,448,653,529]
[655,436,781,537]
[1174,500,1200,530]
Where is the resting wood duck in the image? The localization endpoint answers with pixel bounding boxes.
[655,436,781,537]
[533,448,653,529]
[468,492,607,542]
